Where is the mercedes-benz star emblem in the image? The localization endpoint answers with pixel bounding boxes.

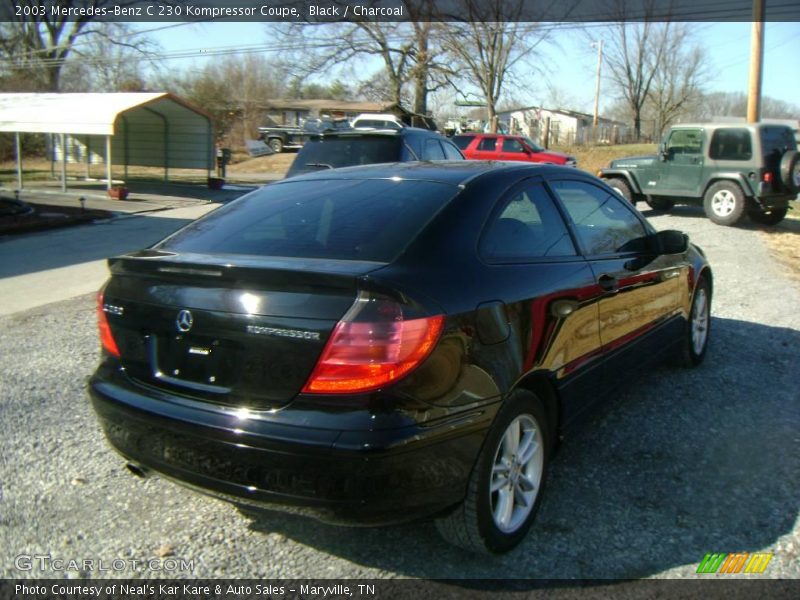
[176,309,193,332]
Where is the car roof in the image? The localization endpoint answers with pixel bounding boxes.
[353,113,402,120]
[453,133,524,138]
[669,122,791,131]
[274,161,586,187]
[308,126,439,139]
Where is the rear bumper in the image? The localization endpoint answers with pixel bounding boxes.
[754,194,793,209]
[88,374,493,526]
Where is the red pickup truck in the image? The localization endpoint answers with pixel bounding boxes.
[452,133,577,167]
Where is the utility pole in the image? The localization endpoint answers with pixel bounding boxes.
[747,0,765,123]
[592,40,603,128]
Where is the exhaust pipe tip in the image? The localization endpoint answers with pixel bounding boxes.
[125,462,150,479]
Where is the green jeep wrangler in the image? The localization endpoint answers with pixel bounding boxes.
[598,122,800,226]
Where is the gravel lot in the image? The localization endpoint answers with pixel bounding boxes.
[1,205,798,580]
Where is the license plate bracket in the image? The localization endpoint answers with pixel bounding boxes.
[147,334,237,393]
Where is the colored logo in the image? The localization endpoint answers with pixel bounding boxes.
[696,552,773,574]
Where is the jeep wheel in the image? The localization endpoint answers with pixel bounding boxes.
[703,182,746,226]
[779,151,800,193]
[607,178,634,204]
[748,207,788,226]
[435,390,549,554]
[646,196,675,212]
[268,138,284,153]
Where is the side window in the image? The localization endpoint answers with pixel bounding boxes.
[421,139,446,160]
[550,180,647,255]
[709,128,752,161]
[502,138,526,153]
[451,136,472,150]
[477,137,498,151]
[666,128,703,156]
[480,182,576,261]
[441,141,464,160]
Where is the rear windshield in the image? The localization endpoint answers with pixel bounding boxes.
[287,136,401,177]
[159,179,458,262]
[451,135,474,150]
[760,126,797,156]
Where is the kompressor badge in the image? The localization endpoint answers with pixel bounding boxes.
[246,325,320,341]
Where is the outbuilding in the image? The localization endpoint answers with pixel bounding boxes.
[0,92,214,191]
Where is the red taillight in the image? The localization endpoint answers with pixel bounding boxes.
[96,291,120,357]
[302,293,445,394]
[763,171,773,183]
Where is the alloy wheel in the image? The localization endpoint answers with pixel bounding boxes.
[490,414,544,533]
[711,190,736,217]
[692,288,709,355]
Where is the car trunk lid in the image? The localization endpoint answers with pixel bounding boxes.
[102,251,383,409]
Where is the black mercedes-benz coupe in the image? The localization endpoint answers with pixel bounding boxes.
[89,162,712,553]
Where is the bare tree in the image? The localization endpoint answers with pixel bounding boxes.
[356,69,407,104]
[277,21,406,105]
[645,24,707,137]
[169,54,289,145]
[279,2,448,116]
[59,23,161,92]
[438,1,547,132]
[601,20,672,140]
[687,91,800,121]
[0,1,157,91]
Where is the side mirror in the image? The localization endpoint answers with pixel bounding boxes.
[658,144,669,162]
[654,229,688,254]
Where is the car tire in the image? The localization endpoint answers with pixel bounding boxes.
[268,138,283,153]
[646,196,675,212]
[703,181,746,226]
[435,390,550,554]
[606,178,634,204]
[748,206,788,226]
[779,150,800,193]
[676,276,711,367]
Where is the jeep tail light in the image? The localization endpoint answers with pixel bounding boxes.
[303,292,444,394]
[97,291,120,357]
[762,171,773,183]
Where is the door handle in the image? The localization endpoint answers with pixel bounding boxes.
[598,274,619,292]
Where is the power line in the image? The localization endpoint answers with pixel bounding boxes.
[2,21,608,71]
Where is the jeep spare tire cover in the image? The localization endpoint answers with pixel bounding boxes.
[780,150,800,193]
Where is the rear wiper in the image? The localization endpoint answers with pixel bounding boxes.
[304,162,334,169]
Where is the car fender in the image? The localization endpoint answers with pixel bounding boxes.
[702,173,756,197]
[685,243,713,317]
[598,169,643,195]
[512,371,561,444]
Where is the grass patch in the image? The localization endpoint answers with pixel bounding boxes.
[760,200,800,282]
[554,143,658,175]
[0,159,214,186]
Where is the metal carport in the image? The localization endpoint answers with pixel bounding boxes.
[0,92,214,191]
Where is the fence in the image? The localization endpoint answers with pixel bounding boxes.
[525,124,651,148]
